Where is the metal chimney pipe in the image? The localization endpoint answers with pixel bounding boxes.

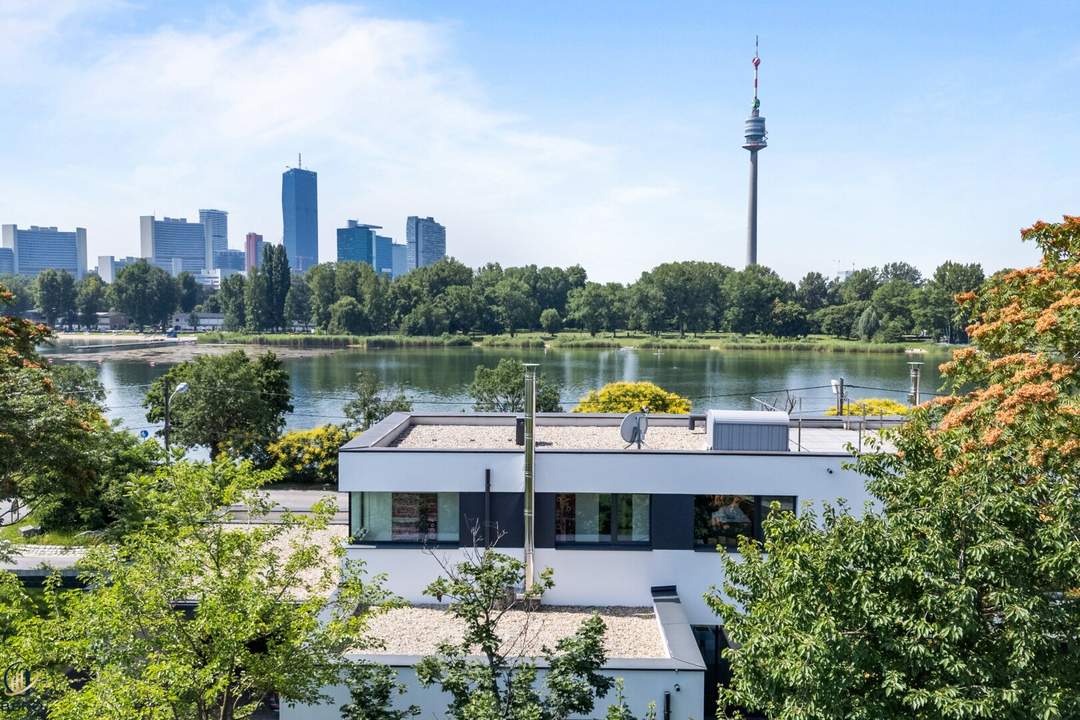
[522,363,538,593]
[908,362,923,405]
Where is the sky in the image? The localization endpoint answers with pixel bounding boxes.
[1,0,1077,283]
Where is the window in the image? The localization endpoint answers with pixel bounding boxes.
[555,493,650,545]
[350,492,459,543]
[694,495,796,549]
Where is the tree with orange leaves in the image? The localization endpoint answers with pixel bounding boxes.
[709,217,1080,720]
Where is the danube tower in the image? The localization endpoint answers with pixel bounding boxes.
[742,38,767,267]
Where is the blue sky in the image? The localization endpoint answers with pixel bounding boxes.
[2,1,1077,281]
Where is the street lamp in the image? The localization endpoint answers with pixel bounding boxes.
[163,380,189,460]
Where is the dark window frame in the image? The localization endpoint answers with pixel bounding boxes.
[554,492,652,548]
[693,494,796,551]
[348,491,461,546]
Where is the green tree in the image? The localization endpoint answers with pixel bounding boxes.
[796,271,832,312]
[916,261,985,342]
[567,282,609,336]
[879,261,922,285]
[768,299,811,337]
[34,268,77,328]
[0,273,35,315]
[838,267,880,303]
[245,266,271,331]
[709,215,1080,720]
[468,358,562,412]
[144,350,293,459]
[494,277,538,336]
[854,304,880,340]
[5,460,393,720]
[813,301,867,339]
[341,662,419,720]
[442,284,479,334]
[284,277,313,330]
[399,301,448,336]
[343,370,413,431]
[176,270,200,313]
[328,296,368,335]
[723,265,793,335]
[539,307,562,334]
[267,244,292,331]
[218,272,247,330]
[574,381,691,414]
[415,543,614,720]
[870,278,918,333]
[110,260,178,331]
[627,278,667,335]
[76,274,106,329]
[308,262,340,330]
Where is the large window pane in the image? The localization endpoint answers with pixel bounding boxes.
[556,493,648,544]
[694,495,755,548]
[694,495,797,549]
[351,492,458,543]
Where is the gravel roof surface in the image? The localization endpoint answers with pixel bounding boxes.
[392,424,709,450]
[362,604,666,658]
[390,423,881,453]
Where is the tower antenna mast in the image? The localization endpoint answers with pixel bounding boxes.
[742,36,768,267]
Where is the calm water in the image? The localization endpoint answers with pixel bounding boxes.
[58,346,947,437]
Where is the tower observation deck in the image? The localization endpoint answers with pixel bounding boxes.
[743,38,767,267]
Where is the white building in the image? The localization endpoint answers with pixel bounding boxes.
[285,410,885,720]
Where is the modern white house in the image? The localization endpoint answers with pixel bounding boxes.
[284,408,889,720]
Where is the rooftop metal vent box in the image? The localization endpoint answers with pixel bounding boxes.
[706,410,790,452]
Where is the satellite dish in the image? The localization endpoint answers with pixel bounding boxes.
[619,411,649,449]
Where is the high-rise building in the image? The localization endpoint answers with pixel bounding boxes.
[214,249,246,276]
[282,161,318,272]
[391,243,407,279]
[742,38,767,268]
[337,220,379,264]
[405,216,446,272]
[199,209,228,270]
[96,255,139,283]
[374,234,394,276]
[0,247,14,275]
[244,232,265,273]
[140,216,206,276]
[1,224,87,278]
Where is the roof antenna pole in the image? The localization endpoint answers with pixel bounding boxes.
[298,152,302,169]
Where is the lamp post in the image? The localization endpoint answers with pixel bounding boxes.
[163,379,189,461]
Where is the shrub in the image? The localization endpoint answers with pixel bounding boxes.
[825,397,910,417]
[266,424,354,486]
[573,381,692,414]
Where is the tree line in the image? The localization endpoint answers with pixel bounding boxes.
[3,246,987,342]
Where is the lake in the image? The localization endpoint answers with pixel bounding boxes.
[62,346,949,437]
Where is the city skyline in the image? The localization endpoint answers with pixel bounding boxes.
[2,2,1077,282]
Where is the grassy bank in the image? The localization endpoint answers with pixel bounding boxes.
[195,330,947,354]
[0,516,90,547]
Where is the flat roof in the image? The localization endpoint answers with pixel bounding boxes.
[362,604,666,659]
[367,415,896,454]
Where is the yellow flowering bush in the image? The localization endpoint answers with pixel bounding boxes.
[573,381,692,414]
[267,424,354,486]
[825,398,910,416]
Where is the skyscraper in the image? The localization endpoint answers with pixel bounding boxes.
[391,243,406,278]
[96,255,139,283]
[405,216,446,271]
[245,232,265,273]
[282,159,318,272]
[337,220,378,263]
[742,38,767,268]
[140,216,205,276]
[1,224,87,278]
[374,234,394,276]
[199,209,228,270]
[0,247,14,275]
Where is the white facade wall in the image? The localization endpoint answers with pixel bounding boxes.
[281,662,705,720]
[340,448,871,623]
